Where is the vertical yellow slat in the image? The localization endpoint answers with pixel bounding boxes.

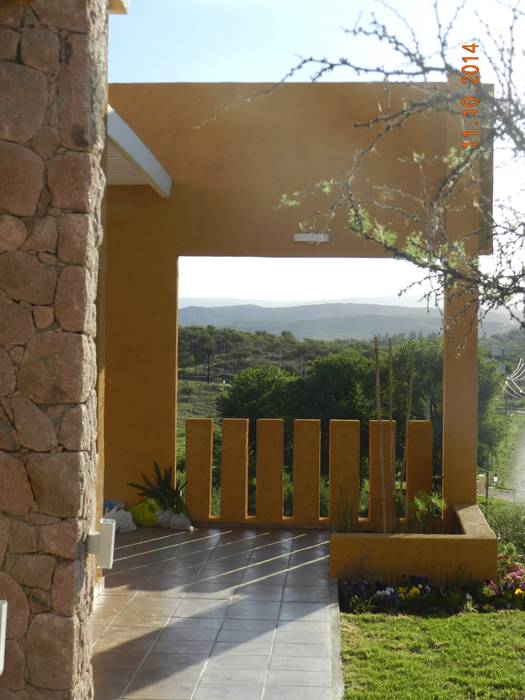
[220,418,249,522]
[293,419,321,525]
[329,420,360,529]
[368,420,396,532]
[405,420,434,507]
[185,418,213,521]
[255,419,284,524]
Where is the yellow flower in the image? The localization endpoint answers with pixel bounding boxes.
[407,586,421,599]
[515,588,525,597]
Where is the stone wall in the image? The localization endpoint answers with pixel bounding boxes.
[0,1,106,697]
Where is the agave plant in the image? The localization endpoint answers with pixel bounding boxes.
[128,461,187,515]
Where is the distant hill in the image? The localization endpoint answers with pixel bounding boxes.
[178,295,425,309]
[179,302,514,340]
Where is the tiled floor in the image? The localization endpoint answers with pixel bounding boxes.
[93,527,343,700]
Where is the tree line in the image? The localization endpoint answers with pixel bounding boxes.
[178,324,440,384]
[214,336,506,481]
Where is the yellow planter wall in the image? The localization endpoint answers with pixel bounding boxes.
[329,505,498,584]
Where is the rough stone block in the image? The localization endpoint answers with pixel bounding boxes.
[47,152,91,212]
[59,34,92,150]
[29,588,51,614]
[21,27,59,73]
[0,452,34,515]
[0,349,15,396]
[0,2,24,28]
[33,306,54,329]
[8,521,38,554]
[7,347,23,365]
[26,691,70,700]
[0,572,30,639]
[26,614,76,689]
[0,142,44,216]
[12,397,57,451]
[0,515,9,566]
[0,251,57,305]
[27,452,86,517]
[23,216,58,253]
[40,521,79,559]
[5,554,55,589]
[0,215,27,252]
[0,409,18,451]
[51,561,80,615]
[0,296,33,346]
[58,213,90,265]
[45,405,68,428]
[31,0,87,31]
[55,267,90,332]
[0,398,13,422]
[30,126,60,161]
[18,331,96,404]
[38,252,57,266]
[27,513,60,526]
[0,640,24,689]
[0,27,18,60]
[59,405,90,450]
[0,63,47,143]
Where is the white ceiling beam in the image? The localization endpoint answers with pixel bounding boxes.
[109,0,128,14]
[107,105,172,199]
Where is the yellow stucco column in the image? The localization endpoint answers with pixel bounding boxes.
[441,78,482,508]
[105,196,179,504]
[442,283,478,506]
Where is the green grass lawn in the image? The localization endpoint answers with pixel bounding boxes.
[176,379,221,460]
[341,611,525,700]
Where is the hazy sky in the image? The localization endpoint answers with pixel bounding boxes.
[108,0,502,304]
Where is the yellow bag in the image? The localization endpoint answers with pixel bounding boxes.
[129,498,161,527]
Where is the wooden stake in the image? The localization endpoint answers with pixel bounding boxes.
[374,337,387,534]
[401,366,415,509]
[388,338,395,531]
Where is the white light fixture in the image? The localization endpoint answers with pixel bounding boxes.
[293,232,330,244]
[0,600,7,676]
[87,518,116,569]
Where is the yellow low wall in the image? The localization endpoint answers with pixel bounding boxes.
[329,504,497,584]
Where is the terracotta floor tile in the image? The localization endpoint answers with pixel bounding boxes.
[93,527,342,700]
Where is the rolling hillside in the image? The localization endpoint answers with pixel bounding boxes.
[179,301,513,340]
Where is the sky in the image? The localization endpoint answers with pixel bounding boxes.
[108,0,511,306]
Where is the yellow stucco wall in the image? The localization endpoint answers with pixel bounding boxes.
[105,82,490,506]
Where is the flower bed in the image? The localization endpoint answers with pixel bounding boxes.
[339,552,525,614]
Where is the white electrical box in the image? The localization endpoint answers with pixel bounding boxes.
[99,518,116,569]
[0,600,7,676]
[293,232,330,243]
[87,518,116,570]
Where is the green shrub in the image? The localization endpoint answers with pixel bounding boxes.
[488,503,525,556]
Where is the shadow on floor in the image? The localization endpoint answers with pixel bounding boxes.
[93,527,342,700]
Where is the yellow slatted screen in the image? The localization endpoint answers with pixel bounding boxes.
[292,419,321,525]
[405,420,434,507]
[368,420,396,532]
[220,418,249,522]
[255,419,284,524]
[185,418,214,521]
[329,420,360,530]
